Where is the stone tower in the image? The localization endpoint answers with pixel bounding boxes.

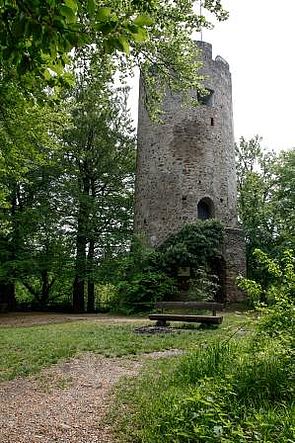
[134,41,246,301]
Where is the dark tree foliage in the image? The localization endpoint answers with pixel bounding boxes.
[106,220,224,313]
[157,220,224,274]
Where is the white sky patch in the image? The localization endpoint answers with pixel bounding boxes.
[128,0,295,152]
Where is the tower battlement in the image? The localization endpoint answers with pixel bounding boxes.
[196,40,213,59]
[196,41,230,72]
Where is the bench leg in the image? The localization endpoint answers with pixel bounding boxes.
[156,319,167,327]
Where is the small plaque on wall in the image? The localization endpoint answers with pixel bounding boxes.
[177,267,191,277]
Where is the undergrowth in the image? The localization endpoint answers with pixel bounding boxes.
[113,337,295,442]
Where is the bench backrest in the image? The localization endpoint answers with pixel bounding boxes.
[155,301,224,311]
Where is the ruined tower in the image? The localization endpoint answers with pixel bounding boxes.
[134,41,246,301]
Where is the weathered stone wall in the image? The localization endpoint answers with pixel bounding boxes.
[134,41,246,301]
[224,228,247,301]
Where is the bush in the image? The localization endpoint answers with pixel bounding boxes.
[237,248,295,342]
[99,237,177,313]
[108,222,224,312]
[116,271,177,314]
[187,267,220,301]
[157,220,224,274]
[95,284,119,312]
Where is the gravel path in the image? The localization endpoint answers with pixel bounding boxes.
[0,353,143,443]
[0,314,185,442]
[0,348,184,443]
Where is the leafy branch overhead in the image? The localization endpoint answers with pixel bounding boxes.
[0,1,228,72]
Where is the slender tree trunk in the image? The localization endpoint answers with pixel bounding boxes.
[40,270,50,309]
[0,185,19,312]
[0,235,16,312]
[72,217,87,313]
[72,178,90,313]
[87,239,95,313]
[72,129,96,313]
[0,281,16,311]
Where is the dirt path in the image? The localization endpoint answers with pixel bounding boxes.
[0,312,145,328]
[0,313,184,442]
[0,353,143,443]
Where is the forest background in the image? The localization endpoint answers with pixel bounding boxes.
[0,0,293,314]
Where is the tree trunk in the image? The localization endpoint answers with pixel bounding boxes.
[87,239,95,313]
[0,234,16,312]
[72,219,87,312]
[72,177,90,313]
[0,186,18,312]
[40,270,50,309]
[0,281,16,312]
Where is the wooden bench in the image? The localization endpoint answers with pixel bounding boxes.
[149,301,224,327]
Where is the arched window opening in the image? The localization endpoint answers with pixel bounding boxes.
[197,197,214,220]
[197,89,214,107]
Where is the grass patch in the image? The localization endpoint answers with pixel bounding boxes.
[113,336,295,442]
[0,312,251,381]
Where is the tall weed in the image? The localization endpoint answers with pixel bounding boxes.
[175,340,238,384]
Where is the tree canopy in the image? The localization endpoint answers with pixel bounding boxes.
[0,0,228,73]
[236,136,295,284]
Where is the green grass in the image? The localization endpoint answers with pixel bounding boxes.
[0,312,251,381]
[112,334,295,442]
[2,312,293,442]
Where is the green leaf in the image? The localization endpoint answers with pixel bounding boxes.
[96,7,112,22]
[64,0,78,14]
[116,36,130,55]
[43,69,52,81]
[62,72,75,87]
[61,52,71,64]
[103,39,115,54]
[133,14,154,27]
[60,5,76,23]
[50,62,64,75]
[127,23,138,34]
[87,0,96,15]
[131,28,148,43]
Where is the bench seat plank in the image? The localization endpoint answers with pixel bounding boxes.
[149,314,223,324]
